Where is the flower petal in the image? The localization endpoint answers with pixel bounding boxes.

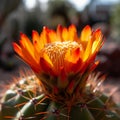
[12,42,23,58]
[80,25,92,42]
[40,53,55,76]
[62,27,68,41]
[92,29,103,54]
[83,39,92,61]
[58,67,68,88]
[65,47,80,63]
[68,24,78,41]
[57,24,63,42]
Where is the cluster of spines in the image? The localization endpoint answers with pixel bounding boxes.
[0,72,120,120]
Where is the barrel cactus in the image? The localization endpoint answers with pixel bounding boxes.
[0,25,120,120]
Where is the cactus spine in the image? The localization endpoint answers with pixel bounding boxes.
[0,73,120,120]
[0,24,120,120]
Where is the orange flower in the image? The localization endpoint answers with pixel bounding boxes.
[13,24,103,94]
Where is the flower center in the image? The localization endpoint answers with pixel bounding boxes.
[42,41,81,71]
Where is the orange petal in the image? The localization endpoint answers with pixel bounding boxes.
[32,30,40,43]
[79,61,88,74]
[92,30,103,54]
[33,40,41,62]
[20,33,34,50]
[13,42,40,73]
[70,59,82,73]
[65,47,80,63]
[92,38,102,54]
[13,42,30,63]
[68,24,78,41]
[43,53,53,68]
[40,54,55,76]
[62,27,68,41]
[89,61,99,72]
[12,42,23,58]
[48,30,57,43]
[57,24,63,41]
[20,33,35,59]
[64,47,82,73]
[39,27,49,48]
[80,25,92,42]
[16,35,40,72]
[58,67,68,88]
[30,64,41,73]
[83,38,92,61]
[44,27,51,43]
[19,39,35,61]
[92,29,102,41]
[32,30,41,60]
[40,57,52,73]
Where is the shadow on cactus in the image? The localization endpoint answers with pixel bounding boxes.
[0,25,120,120]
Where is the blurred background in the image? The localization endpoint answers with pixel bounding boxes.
[0,0,120,98]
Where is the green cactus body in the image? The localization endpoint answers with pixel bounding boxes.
[0,25,120,120]
[0,75,120,120]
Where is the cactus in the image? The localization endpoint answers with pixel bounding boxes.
[0,25,120,120]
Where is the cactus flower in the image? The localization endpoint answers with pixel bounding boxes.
[13,25,103,101]
[2,24,120,120]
